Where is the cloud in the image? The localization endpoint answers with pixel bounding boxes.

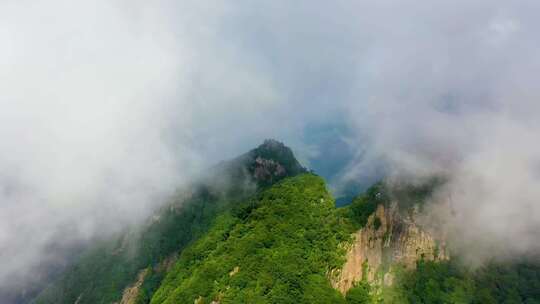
[0,0,192,292]
[341,0,540,263]
[1,0,540,296]
[0,0,347,292]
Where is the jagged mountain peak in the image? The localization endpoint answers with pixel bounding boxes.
[247,139,306,184]
[212,139,306,188]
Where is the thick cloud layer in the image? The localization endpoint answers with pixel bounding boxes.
[0,1,191,291]
[1,0,539,295]
[341,0,540,263]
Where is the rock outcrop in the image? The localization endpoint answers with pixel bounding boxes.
[116,255,177,304]
[332,203,448,294]
[118,269,149,304]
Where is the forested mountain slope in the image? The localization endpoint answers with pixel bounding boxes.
[33,141,540,304]
[34,140,305,304]
[150,174,350,304]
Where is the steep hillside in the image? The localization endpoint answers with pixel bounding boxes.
[33,140,305,304]
[338,182,540,304]
[140,177,451,303]
[332,203,449,293]
[331,181,448,292]
[150,174,350,304]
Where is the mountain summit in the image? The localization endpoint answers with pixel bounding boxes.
[232,139,306,185]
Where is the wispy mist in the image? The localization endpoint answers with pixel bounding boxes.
[341,0,540,263]
[0,1,193,292]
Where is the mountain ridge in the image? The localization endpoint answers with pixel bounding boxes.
[33,140,306,304]
[31,140,540,304]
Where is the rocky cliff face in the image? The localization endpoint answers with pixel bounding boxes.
[208,139,306,190]
[332,203,448,294]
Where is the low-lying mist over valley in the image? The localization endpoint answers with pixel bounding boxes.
[1,0,540,303]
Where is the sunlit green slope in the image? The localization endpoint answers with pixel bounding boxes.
[150,174,351,304]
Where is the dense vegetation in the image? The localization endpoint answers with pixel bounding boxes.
[343,182,388,229]
[150,174,352,304]
[34,188,242,304]
[376,259,540,304]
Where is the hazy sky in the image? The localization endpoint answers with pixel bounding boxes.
[1,0,540,294]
